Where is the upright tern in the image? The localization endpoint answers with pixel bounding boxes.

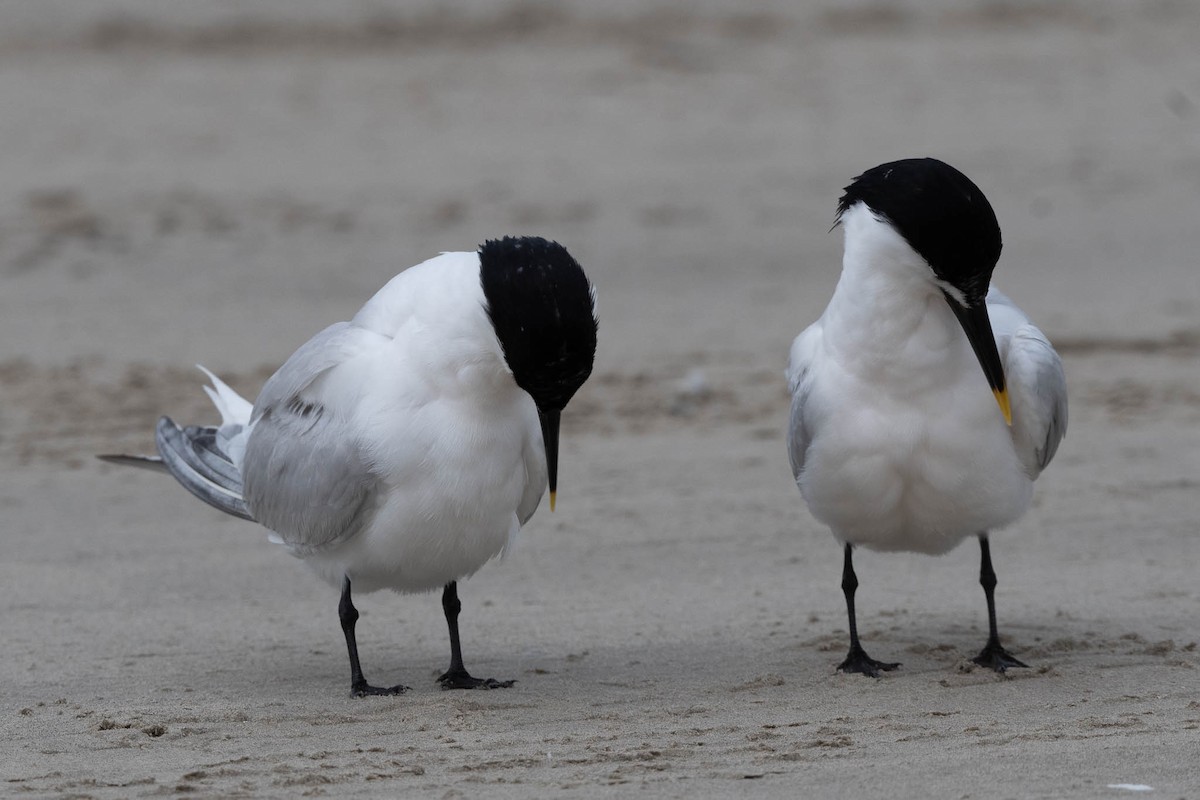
[786,158,1067,676]
[102,236,598,695]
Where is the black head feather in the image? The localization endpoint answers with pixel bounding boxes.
[479,236,597,411]
[837,158,1002,304]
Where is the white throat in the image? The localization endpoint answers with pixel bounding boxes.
[821,203,969,381]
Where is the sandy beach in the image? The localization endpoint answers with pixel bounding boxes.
[2,1,1199,797]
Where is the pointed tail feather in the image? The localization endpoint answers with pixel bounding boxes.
[155,416,255,521]
[197,365,253,426]
[96,453,168,473]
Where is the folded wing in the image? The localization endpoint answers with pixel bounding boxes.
[241,321,389,554]
[987,289,1069,478]
[785,324,823,482]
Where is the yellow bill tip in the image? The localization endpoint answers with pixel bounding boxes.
[994,387,1013,427]
[549,490,557,513]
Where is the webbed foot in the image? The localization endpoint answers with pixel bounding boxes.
[350,681,409,697]
[971,641,1028,673]
[437,668,515,690]
[837,644,900,678]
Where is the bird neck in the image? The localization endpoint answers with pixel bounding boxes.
[822,210,966,374]
[353,252,515,396]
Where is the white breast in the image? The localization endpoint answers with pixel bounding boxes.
[799,339,1032,554]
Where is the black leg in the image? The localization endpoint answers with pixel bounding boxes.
[837,543,900,677]
[971,535,1028,672]
[339,577,408,697]
[436,581,515,690]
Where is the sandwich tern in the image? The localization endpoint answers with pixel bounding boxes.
[102,236,598,695]
[786,158,1067,675]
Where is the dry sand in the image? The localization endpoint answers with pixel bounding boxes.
[2,1,1199,797]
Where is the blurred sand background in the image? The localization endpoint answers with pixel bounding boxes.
[2,1,1199,797]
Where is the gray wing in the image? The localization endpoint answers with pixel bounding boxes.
[785,324,822,482]
[988,290,1068,479]
[241,404,379,554]
[96,453,167,473]
[516,474,543,527]
[153,417,254,521]
[787,388,811,482]
[242,320,388,552]
[252,321,374,424]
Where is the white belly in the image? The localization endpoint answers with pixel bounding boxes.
[297,398,539,594]
[303,496,522,594]
[800,370,1032,555]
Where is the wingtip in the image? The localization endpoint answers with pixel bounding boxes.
[96,453,168,473]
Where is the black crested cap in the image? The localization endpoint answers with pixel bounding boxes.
[479,236,597,411]
[837,158,1002,304]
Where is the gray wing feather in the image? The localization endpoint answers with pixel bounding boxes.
[516,477,541,526]
[241,405,379,554]
[1008,327,1068,475]
[252,322,370,424]
[182,425,244,486]
[787,386,811,482]
[785,326,821,483]
[987,289,1068,478]
[155,417,254,521]
[96,453,167,473]
[240,319,385,552]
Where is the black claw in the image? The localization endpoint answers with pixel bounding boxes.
[437,668,515,691]
[971,641,1028,673]
[838,644,901,678]
[350,682,410,697]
